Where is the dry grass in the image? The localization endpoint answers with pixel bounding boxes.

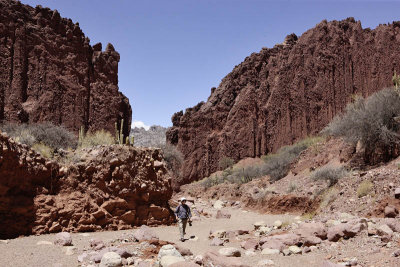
[357,180,374,198]
[32,143,54,159]
[78,130,115,148]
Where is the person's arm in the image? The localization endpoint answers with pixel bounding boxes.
[188,207,192,219]
[175,205,180,217]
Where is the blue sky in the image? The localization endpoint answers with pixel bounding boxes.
[21,0,400,128]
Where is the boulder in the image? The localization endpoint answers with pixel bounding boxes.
[134,225,159,242]
[377,224,394,237]
[99,252,122,267]
[218,247,241,257]
[296,222,327,239]
[54,232,72,246]
[160,256,185,267]
[174,244,193,256]
[158,244,182,259]
[384,205,398,218]
[240,239,259,251]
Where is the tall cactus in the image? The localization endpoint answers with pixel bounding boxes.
[78,126,85,146]
[114,119,125,145]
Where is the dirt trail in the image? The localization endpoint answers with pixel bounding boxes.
[1,205,397,267]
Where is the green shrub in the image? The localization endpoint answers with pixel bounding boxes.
[218,157,235,170]
[357,180,373,198]
[78,130,115,147]
[323,88,400,159]
[311,165,348,187]
[0,122,77,150]
[200,136,324,188]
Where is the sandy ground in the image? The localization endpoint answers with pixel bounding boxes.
[1,206,399,267]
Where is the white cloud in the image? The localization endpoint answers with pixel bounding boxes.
[132,120,150,130]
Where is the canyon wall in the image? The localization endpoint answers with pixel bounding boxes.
[0,0,131,136]
[167,18,400,184]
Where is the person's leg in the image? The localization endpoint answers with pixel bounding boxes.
[178,219,184,240]
[182,219,188,237]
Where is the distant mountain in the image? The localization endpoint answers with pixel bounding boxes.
[131,125,167,147]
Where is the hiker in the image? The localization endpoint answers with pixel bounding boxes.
[175,197,192,242]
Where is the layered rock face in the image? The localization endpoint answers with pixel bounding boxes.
[0,0,131,136]
[167,18,400,184]
[0,132,174,238]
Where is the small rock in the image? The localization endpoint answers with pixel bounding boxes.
[302,246,311,254]
[258,226,272,235]
[213,200,225,210]
[209,230,226,239]
[254,221,267,230]
[261,248,280,255]
[288,245,302,254]
[77,252,89,263]
[99,252,122,267]
[218,247,241,257]
[273,220,283,229]
[282,249,291,256]
[377,224,394,237]
[158,245,182,260]
[384,205,398,218]
[194,255,203,265]
[395,188,400,199]
[54,232,72,246]
[210,237,225,246]
[392,249,400,257]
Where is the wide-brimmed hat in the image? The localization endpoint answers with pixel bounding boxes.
[180,197,187,202]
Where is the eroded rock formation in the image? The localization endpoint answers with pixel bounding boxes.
[0,132,174,239]
[0,0,131,136]
[167,18,400,184]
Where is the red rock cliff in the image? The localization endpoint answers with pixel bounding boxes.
[0,0,131,136]
[167,18,400,184]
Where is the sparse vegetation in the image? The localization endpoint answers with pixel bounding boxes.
[320,187,339,209]
[160,143,183,178]
[301,211,316,221]
[357,180,374,198]
[323,88,400,162]
[218,157,235,170]
[200,136,324,188]
[32,143,54,159]
[78,130,115,148]
[311,165,348,187]
[0,122,77,150]
[287,182,297,193]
